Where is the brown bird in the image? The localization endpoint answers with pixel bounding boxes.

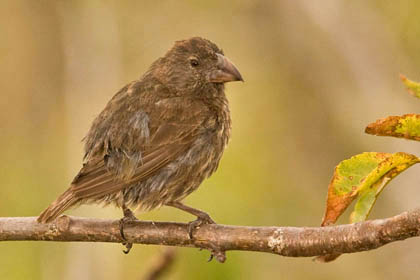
[37,37,243,251]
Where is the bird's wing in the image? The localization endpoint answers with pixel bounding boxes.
[70,91,210,200]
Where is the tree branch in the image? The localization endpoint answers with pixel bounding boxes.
[1,208,420,263]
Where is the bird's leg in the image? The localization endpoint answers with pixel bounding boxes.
[166,201,226,262]
[166,201,215,239]
[119,204,138,254]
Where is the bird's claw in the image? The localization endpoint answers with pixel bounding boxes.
[122,242,133,254]
[187,214,215,239]
[119,209,138,254]
[207,247,226,263]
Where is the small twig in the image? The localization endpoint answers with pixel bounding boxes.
[1,208,420,262]
[142,248,177,280]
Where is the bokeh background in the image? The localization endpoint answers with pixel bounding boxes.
[1,1,420,279]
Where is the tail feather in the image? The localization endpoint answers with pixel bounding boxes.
[37,189,78,223]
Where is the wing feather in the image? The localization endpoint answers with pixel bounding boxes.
[71,141,189,199]
[69,96,208,200]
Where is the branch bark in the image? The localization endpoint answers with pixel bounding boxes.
[1,208,420,263]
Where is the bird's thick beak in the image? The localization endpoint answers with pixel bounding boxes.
[209,53,243,83]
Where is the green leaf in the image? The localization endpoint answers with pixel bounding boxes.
[395,115,420,137]
[400,74,420,98]
[321,152,419,226]
[365,114,420,141]
[350,176,389,223]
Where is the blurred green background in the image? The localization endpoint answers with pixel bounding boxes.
[1,0,420,279]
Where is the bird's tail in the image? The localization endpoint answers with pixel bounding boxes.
[37,189,78,223]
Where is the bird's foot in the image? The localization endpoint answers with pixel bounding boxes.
[187,211,215,239]
[207,247,226,263]
[165,201,216,239]
[119,206,138,254]
[165,201,223,261]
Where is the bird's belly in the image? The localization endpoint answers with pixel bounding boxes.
[121,133,225,211]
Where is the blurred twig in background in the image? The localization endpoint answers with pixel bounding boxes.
[142,248,177,280]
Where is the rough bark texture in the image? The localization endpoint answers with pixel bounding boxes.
[1,209,420,262]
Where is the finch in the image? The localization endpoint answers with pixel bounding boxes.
[37,37,242,250]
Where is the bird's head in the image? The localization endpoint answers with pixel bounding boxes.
[150,37,243,94]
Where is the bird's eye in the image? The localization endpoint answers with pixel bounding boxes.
[190,58,199,67]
